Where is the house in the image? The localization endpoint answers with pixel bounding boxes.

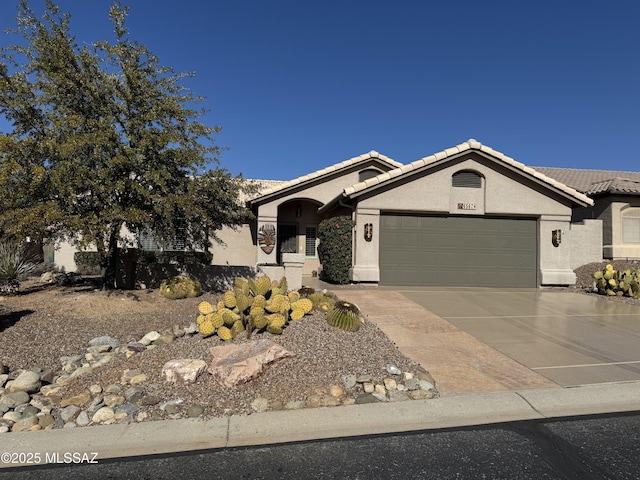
[213,140,603,287]
[54,140,636,288]
[534,167,640,261]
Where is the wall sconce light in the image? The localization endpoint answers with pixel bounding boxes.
[364,223,373,241]
[552,229,561,247]
[296,204,302,218]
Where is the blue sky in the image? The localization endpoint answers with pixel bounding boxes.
[1,1,639,180]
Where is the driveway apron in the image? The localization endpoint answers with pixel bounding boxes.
[351,287,640,396]
[344,289,558,396]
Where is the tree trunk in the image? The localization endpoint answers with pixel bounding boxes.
[102,227,120,290]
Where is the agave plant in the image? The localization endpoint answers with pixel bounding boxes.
[0,241,42,293]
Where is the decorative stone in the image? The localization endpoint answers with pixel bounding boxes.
[341,374,357,389]
[3,411,22,423]
[127,342,147,353]
[75,411,91,427]
[154,333,175,346]
[356,374,373,383]
[363,383,374,393]
[405,378,420,391]
[70,366,94,379]
[374,384,386,395]
[383,378,397,390]
[251,397,269,413]
[387,390,410,402]
[403,372,414,381]
[6,370,41,394]
[116,403,139,417]
[162,359,207,384]
[321,396,341,407]
[124,386,146,403]
[355,393,380,404]
[59,405,81,423]
[172,325,185,338]
[38,413,55,428]
[415,371,435,384]
[419,380,435,391]
[88,384,103,395]
[283,400,305,410]
[103,395,125,408]
[11,415,39,432]
[186,405,204,418]
[92,406,115,424]
[408,390,437,400]
[208,340,294,387]
[60,392,91,407]
[40,385,61,397]
[329,385,344,398]
[0,391,30,411]
[184,322,198,335]
[129,374,147,385]
[88,336,119,349]
[386,364,401,375]
[139,331,160,346]
[305,395,322,408]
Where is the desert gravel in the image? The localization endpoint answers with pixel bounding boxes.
[0,279,426,419]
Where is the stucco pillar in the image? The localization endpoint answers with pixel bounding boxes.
[350,208,380,283]
[283,253,305,290]
[256,213,278,265]
[539,215,576,285]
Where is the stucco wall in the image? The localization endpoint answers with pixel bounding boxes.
[210,224,255,266]
[568,219,603,269]
[351,153,579,286]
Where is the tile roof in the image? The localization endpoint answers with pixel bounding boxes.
[342,140,593,206]
[248,151,402,202]
[534,167,640,195]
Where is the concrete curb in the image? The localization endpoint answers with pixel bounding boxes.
[2,382,640,469]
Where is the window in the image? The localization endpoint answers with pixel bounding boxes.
[277,224,298,263]
[452,171,482,188]
[305,226,317,257]
[623,209,640,244]
[359,168,381,182]
[139,228,187,251]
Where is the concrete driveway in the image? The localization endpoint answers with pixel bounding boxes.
[343,287,640,396]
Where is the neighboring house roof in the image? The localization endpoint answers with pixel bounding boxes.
[330,140,593,209]
[535,167,640,196]
[248,151,402,205]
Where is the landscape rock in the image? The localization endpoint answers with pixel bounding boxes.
[92,406,115,424]
[6,370,41,394]
[250,397,269,413]
[11,415,39,432]
[208,339,294,387]
[88,336,119,349]
[162,359,207,384]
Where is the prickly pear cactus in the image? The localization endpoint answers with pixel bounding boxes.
[160,276,202,299]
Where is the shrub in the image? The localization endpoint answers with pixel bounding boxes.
[74,251,103,275]
[317,215,355,284]
[0,240,42,293]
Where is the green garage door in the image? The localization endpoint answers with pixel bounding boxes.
[379,215,537,287]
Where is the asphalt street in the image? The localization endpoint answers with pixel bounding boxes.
[3,411,639,480]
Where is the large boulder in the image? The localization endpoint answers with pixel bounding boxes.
[208,339,293,387]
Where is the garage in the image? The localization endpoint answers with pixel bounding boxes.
[379,214,538,287]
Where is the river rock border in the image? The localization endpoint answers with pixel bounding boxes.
[0,321,438,433]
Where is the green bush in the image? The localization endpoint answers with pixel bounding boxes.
[74,251,103,274]
[317,215,355,284]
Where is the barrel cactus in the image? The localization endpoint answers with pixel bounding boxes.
[326,300,363,332]
[159,276,202,299]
